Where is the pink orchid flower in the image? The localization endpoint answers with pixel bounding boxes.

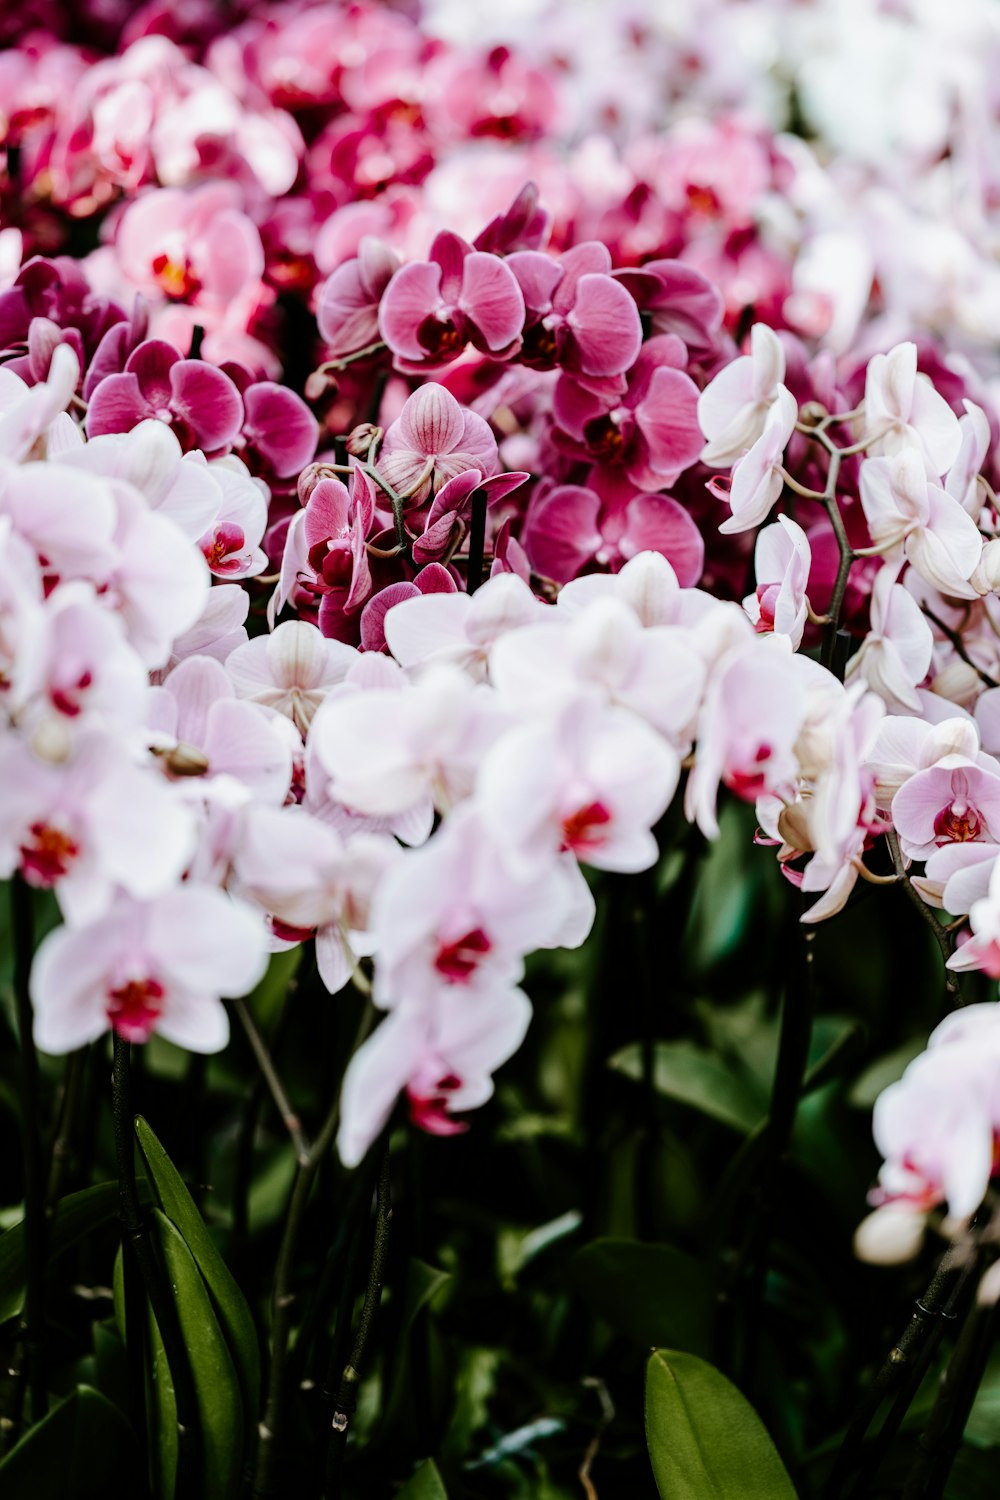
[698,322,788,467]
[379,230,525,370]
[411,468,528,567]
[859,449,983,599]
[30,884,268,1053]
[377,384,499,503]
[317,236,400,358]
[864,341,962,477]
[846,563,933,713]
[225,619,357,735]
[552,334,703,491]
[945,400,991,517]
[87,338,244,454]
[337,981,532,1166]
[892,758,1000,862]
[384,572,546,678]
[613,258,724,359]
[194,455,269,579]
[506,241,641,378]
[476,696,680,878]
[743,515,811,648]
[359,567,458,654]
[715,385,798,535]
[234,378,319,481]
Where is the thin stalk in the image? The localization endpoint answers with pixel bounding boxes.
[325,1143,392,1497]
[12,876,47,1421]
[233,998,310,1167]
[824,1246,970,1499]
[362,463,409,551]
[466,489,488,595]
[316,341,387,374]
[46,1045,89,1205]
[901,1291,998,1500]
[921,605,1000,690]
[885,829,961,1006]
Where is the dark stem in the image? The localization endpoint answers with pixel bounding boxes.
[326,1143,392,1497]
[12,876,48,1422]
[46,1046,89,1206]
[885,829,961,1007]
[233,998,310,1166]
[466,489,488,595]
[824,1246,970,1499]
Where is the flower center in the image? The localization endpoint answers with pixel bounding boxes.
[519,319,560,370]
[416,313,466,359]
[561,799,613,852]
[19,822,79,885]
[106,976,165,1043]
[583,412,627,460]
[408,1074,467,1136]
[933,798,984,844]
[151,254,201,301]
[202,522,246,572]
[434,927,492,981]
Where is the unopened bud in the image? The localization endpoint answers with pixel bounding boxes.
[854,1205,926,1265]
[305,368,339,404]
[345,422,382,458]
[298,462,343,504]
[931,658,982,709]
[970,538,1000,595]
[798,400,828,428]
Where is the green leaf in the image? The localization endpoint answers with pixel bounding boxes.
[571,1240,715,1356]
[146,1296,179,1500]
[153,1208,245,1500]
[645,1349,798,1500]
[802,1018,867,1096]
[611,1042,765,1133]
[0,1385,140,1499]
[135,1116,260,1423]
[398,1458,448,1499]
[848,1036,926,1109]
[0,1180,152,1327]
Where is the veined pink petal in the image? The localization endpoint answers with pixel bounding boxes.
[620,495,704,587]
[458,252,525,353]
[242,383,318,477]
[564,273,642,378]
[170,360,244,452]
[397,383,466,456]
[630,365,703,487]
[126,339,180,408]
[86,372,151,435]
[378,261,445,360]
[521,484,601,583]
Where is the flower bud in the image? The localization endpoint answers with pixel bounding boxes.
[305,368,338,404]
[853,1205,926,1265]
[931,658,982,709]
[970,538,1000,595]
[345,423,382,458]
[298,462,343,504]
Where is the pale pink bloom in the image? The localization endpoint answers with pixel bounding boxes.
[917,841,1000,912]
[872,1006,1000,1219]
[317,237,400,358]
[476,696,679,878]
[337,982,532,1167]
[166,584,249,670]
[115,182,265,317]
[225,620,357,734]
[0,461,119,591]
[148,654,292,804]
[194,455,269,580]
[384,573,546,679]
[717,386,798,535]
[507,241,641,378]
[489,595,705,747]
[379,231,525,370]
[0,731,196,926]
[846,564,933,713]
[30,884,268,1053]
[0,343,79,462]
[946,400,992,518]
[892,756,1000,862]
[359,567,458,653]
[864,341,962,476]
[66,420,220,542]
[686,639,807,839]
[0,519,45,714]
[975,688,1000,757]
[743,515,811,648]
[104,480,210,668]
[859,450,983,599]
[698,323,788,467]
[865,714,982,811]
[310,663,508,820]
[377,384,499,503]
[30,583,148,732]
[234,804,398,994]
[371,805,594,1010]
[947,855,1000,979]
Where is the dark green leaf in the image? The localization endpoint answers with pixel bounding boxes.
[611,1042,764,1133]
[0,1385,139,1499]
[645,1348,797,1500]
[153,1208,245,1500]
[802,1018,867,1096]
[398,1458,448,1499]
[0,1180,152,1326]
[135,1116,260,1422]
[572,1240,715,1355]
[848,1036,926,1109]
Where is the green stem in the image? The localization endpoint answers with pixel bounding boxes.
[885,829,961,1007]
[326,1143,392,1496]
[233,998,310,1167]
[12,877,48,1422]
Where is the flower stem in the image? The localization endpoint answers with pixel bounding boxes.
[12,876,48,1422]
[233,997,310,1167]
[466,488,488,594]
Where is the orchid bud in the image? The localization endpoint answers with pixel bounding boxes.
[345,422,382,458]
[298,462,343,504]
[305,368,339,404]
[931,657,982,708]
[853,1205,926,1265]
[970,538,1000,595]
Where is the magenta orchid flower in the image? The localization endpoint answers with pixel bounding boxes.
[613,258,724,359]
[236,379,319,480]
[553,335,703,491]
[411,468,529,567]
[506,241,641,378]
[359,566,458,653]
[87,338,244,454]
[521,481,704,586]
[30,885,268,1053]
[317,236,400,358]
[379,230,525,370]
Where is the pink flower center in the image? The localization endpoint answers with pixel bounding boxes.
[754,582,780,633]
[933,799,984,844]
[408,1073,468,1136]
[520,319,560,370]
[202,523,246,571]
[19,822,79,885]
[106,976,165,1043]
[561,799,613,853]
[726,743,773,800]
[417,312,466,359]
[151,253,201,302]
[583,411,628,459]
[434,927,492,981]
[50,669,94,718]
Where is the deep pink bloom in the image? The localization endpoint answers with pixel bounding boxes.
[473,181,551,257]
[614,259,724,359]
[412,468,528,567]
[553,335,702,491]
[522,481,704,586]
[237,379,319,480]
[379,230,525,370]
[507,242,642,379]
[360,566,458,653]
[87,339,244,454]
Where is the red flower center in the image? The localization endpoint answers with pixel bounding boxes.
[561,799,612,853]
[106,976,165,1043]
[151,253,201,301]
[934,800,984,844]
[434,927,492,981]
[19,822,79,885]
